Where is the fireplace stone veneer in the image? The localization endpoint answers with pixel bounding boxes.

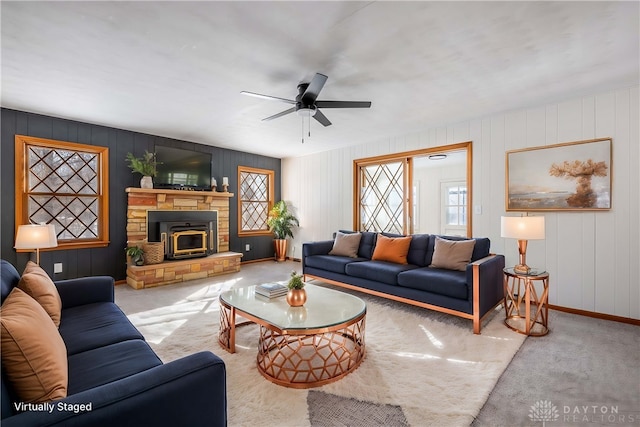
[125,188,242,289]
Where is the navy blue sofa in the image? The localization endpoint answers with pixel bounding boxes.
[1,259,226,427]
[302,232,505,334]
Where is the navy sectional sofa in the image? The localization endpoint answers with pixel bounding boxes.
[1,259,226,427]
[302,232,505,334]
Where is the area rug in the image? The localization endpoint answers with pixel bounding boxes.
[115,266,525,427]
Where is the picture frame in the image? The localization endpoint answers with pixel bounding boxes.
[506,138,612,211]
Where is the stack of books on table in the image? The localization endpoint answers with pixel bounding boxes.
[255,282,288,298]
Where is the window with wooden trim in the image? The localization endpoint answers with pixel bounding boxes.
[359,159,408,235]
[238,166,274,236]
[15,135,110,250]
[354,142,472,237]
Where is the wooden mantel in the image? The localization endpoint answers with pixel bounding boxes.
[125,187,234,204]
[125,187,241,289]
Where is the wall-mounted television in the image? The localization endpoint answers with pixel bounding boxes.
[154,146,212,191]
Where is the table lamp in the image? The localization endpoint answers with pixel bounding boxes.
[14,223,58,265]
[500,215,545,274]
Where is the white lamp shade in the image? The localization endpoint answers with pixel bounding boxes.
[14,224,58,249]
[501,216,545,240]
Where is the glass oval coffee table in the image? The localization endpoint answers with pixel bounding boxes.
[219,283,366,388]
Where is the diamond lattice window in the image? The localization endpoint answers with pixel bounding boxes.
[15,135,109,250]
[238,166,274,236]
[354,143,472,237]
[359,161,406,234]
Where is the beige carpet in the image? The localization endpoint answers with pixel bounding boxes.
[115,261,525,426]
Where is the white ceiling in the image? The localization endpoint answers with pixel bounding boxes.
[2,1,638,159]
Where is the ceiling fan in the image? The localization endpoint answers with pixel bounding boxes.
[241,73,372,128]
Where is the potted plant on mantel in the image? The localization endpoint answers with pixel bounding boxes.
[266,200,299,262]
[126,151,159,189]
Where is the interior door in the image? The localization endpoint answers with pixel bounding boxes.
[440,181,467,236]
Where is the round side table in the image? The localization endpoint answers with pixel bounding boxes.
[503,267,549,336]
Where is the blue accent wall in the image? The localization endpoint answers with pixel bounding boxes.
[1,108,281,280]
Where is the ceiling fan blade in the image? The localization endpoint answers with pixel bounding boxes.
[313,109,332,127]
[262,107,296,121]
[301,73,328,103]
[315,100,372,109]
[241,91,296,104]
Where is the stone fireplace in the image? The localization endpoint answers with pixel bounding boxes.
[125,188,242,289]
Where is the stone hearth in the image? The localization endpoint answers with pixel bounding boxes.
[126,252,241,289]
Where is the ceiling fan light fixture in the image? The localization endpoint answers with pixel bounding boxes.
[242,73,370,129]
[296,106,316,118]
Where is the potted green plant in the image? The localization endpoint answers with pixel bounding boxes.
[126,151,160,189]
[126,245,145,266]
[286,271,306,307]
[267,200,299,262]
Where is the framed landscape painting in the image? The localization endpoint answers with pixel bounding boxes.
[506,138,612,211]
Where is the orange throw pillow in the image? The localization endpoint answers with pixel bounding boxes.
[1,288,68,403]
[371,234,412,264]
[19,261,62,327]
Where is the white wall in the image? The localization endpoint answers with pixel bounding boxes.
[283,85,640,319]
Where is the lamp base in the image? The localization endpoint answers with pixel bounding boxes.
[513,264,531,274]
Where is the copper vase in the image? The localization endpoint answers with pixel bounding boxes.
[286,289,307,307]
[274,239,287,262]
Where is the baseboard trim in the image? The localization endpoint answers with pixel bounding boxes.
[241,257,301,264]
[241,257,276,264]
[549,304,640,326]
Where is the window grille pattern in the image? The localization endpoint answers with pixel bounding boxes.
[27,147,99,239]
[444,185,467,226]
[15,135,109,250]
[239,168,273,233]
[354,144,471,237]
[360,161,405,234]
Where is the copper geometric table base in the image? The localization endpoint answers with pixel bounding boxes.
[219,301,366,388]
[503,269,549,336]
[256,316,365,388]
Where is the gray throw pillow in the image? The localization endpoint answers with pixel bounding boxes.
[429,236,476,271]
[329,232,362,258]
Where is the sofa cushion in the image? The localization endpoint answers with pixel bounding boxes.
[406,234,431,267]
[18,261,62,327]
[1,260,20,304]
[397,267,469,300]
[67,340,162,395]
[435,235,491,262]
[472,238,491,261]
[0,287,68,403]
[339,230,377,259]
[430,237,476,271]
[304,254,364,275]
[60,302,144,355]
[329,231,362,258]
[372,234,412,264]
[345,260,418,286]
